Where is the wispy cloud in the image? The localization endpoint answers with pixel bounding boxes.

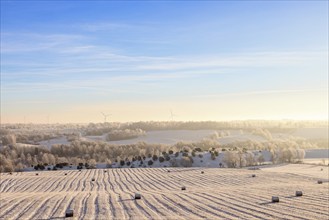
[194,88,329,99]
[1,32,86,53]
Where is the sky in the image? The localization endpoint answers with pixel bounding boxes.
[1,1,328,123]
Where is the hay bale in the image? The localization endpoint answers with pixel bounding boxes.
[35,173,39,176]
[134,193,141,200]
[64,173,67,176]
[318,180,323,184]
[201,171,204,174]
[167,170,171,173]
[181,186,186,190]
[252,174,256,177]
[9,172,12,175]
[92,178,95,181]
[104,170,107,173]
[272,196,279,203]
[295,191,303,197]
[65,209,74,217]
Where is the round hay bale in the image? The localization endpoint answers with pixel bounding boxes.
[252,174,256,178]
[295,191,303,197]
[64,173,67,176]
[35,173,39,176]
[317,180,323,184]
[181,186,186,190]
[134,193,141,200]
[104,170,107,173]
[92,178,95,181]
[201,171,204,174]
[65,210,74,217]
[167,170,171,173]
[9,172,12,175]
[272,196,279,203]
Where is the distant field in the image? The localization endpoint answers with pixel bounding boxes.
[80,127,328,146]
[0,164,328,220]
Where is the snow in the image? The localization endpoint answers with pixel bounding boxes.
[38,136,70,149]
[1,164,328,219]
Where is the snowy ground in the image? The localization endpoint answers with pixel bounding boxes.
[0,164,328,220]
[63,128,329,146]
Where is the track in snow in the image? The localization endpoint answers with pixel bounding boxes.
[0,164,328,220]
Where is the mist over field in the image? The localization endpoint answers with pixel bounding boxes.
[1,1,328,220]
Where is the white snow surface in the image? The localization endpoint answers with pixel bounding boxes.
[1,164,328,220]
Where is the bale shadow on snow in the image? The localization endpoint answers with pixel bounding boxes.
[120,198,135,202]
[36,217,67,220]
[258,201,278,206]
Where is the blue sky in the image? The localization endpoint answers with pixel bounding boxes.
[1,1,328,123]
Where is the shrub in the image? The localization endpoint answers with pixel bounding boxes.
[159,157,165,163]
[148,160,153,166]
[194,147,202,152]
[126,161,131,166]
[168,150,174,155]
[165,155,171,161]
[152,155,158,161]
[182,152,188,157]
[199,154,203,158]
[120,160,125,166]
[191,151,196,157]
[180,157,192,167]
[214,151,219,156]
[175,152,179,157]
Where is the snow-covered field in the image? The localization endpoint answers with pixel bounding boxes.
[1,164,328,220]
[77,127,329,146]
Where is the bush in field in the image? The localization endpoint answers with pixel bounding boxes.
[180,157,193,167]
[148,160,153,166]
[120,160,125,166]
[126,161,131,166]
[211,154,216,160]
[199,154,203,158]
[159,157,165,163]
[182,152,188,157]
[175,152,179,157]
[223,151,239,168]
[168,150,174,155]
[152,155,158,161]
[165,155,171,161]
[194,147,202,152]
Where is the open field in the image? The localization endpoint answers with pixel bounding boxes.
[0,164,328,220]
